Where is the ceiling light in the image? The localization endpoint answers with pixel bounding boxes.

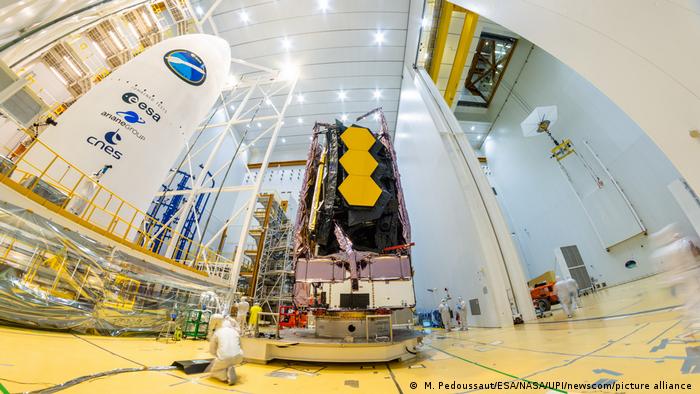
[229,104,236,111]
[372,113,380,120]
[63,56,82,76]
[50,67,68,85]
[340,114,348,121]
[319,0,329,12]
[142,12,152,28]
[278,62,299,80]
[239,10,249,23]
[421,17,431,28]
[309,135,313,141]
[281,138,287,143]
[92,42,107,59]
[477,135,483,140]
[127,22,139,37]
[282,37,291,50]
[374,31,385,45]
[296,93,305,103]
[108,31,124,50]
[422,52,430,61]
[257,122,262,128]
[372,89,382,99]
[470,125,476,131]
[297,117,303,124]
[265,98,272,106]
[337,90,347,101]
[195,6,204,16]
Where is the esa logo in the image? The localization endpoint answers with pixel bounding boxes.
[87,130,123,160]
[122,92,161,122]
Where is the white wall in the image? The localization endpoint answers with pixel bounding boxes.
[482,47,696,284]
[243,165,303,220]
[452,0,700,210]
[395,66,535,327]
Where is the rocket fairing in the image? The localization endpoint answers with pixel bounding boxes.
[24,34,231,214]
[293,113,416,311]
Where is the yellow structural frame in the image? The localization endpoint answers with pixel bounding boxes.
[444,9,479,107]
[428,1,454,83]
[427,2,479,106]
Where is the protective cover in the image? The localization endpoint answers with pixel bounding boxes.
[0,200,228,335]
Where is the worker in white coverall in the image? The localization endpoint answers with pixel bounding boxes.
[236,297,250,332]
[207,317,243,385]
[565,278,580,310]
[651,225,700,328]
[553,276,576,318]
[438,299,451,332]
[456,297,468,331]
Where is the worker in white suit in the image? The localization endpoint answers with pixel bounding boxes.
[438,299,451,332]
[456,297,468,331]
[236,297,250,332]
[651,225,700,327]
[207,317,243,385]
[553,276,576,318]
[565,278,580,310]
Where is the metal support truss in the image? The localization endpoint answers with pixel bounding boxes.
[155,67,297,274]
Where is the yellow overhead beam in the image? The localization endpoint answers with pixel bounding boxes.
[428,1,454,83]
[444,9,479,107]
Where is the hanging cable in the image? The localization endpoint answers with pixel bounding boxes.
[573,150,605,188]
[192,94,267,262]
[149,100,223,219]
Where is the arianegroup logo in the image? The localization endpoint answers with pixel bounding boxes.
[163,49,206,86]
[86,129,123,160]
[116,110,146,125]
[100,111,145,141]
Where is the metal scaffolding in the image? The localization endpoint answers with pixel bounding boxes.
[251,194,294,314]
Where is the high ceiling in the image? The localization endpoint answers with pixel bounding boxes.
[0,0,412,160]
[198,0,411,158]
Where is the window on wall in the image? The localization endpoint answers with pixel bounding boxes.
[460,33,517,108]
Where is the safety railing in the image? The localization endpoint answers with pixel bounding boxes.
[0,136,233,278]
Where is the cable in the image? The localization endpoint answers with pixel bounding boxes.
[27,366,176,394]
[0,377,55,386]
[149,104,222,221]
[486,44,535,136]
[70,333,145,367]
[193,95,266,261]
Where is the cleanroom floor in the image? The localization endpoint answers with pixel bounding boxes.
[1,274,698,393]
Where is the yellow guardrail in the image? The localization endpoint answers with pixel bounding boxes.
[0,136,232,277]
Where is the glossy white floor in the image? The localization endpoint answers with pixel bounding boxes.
[1,274,697,393]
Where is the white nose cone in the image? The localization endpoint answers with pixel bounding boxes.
[29,34,231,213]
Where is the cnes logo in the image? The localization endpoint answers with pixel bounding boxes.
[87,129,123,160]
[122,92,161,122]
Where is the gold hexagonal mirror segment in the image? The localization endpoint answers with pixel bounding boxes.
[340,126,376,151]
[339,150,378,176]
[338,175,382,207]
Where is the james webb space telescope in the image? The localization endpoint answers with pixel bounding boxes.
[293,108,416,338]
